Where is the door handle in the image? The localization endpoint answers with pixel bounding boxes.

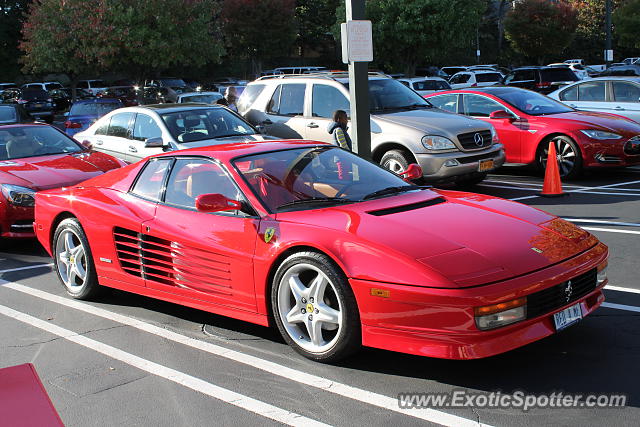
[128,146,137,153]
[615,106,625,110]
[307,122,319,128]
[95,140,104,145]
[569,104,577,108]
[262,119,273,125]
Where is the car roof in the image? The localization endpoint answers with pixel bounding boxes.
[398,77,446,82]
[178,91,221,96]
[125,103,228,113]
[72,98,122,104]
[148,139,330,162]
[0,123,50,130]
[254,72,389,84]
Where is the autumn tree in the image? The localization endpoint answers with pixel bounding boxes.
[20,0,224,98]
[504,0,578,64]
[221,0,296,75]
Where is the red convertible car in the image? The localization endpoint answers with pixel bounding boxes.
[1,124,125,238]
[425,87,640,178]
[35,141,608,361]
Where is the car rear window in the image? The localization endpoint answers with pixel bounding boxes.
[21,90,49,100]
[70,101,121,116]
[540,68,579,82]
[413,80,451,91]
[476,73,502,83]
[0,106,17,123]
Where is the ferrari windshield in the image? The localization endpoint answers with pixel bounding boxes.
[0,125,82,160]
[234,146,418,212]
[160,108,257,143]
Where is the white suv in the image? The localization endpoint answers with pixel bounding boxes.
[449,70,503,89]
[238,73,505,183]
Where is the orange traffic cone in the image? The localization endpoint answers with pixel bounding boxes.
[539,141,568,197]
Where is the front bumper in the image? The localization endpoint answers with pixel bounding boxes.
[416,144,505,181]
[350,242,608,359]
[581,137,640,168]
[0,204,35,238]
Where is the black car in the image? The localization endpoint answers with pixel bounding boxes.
[503,66,579,94]
[0,104,34,125]
[599,64,640,77]
[49,89,71,112]
[1,88,20,103]
[7,89,54,123]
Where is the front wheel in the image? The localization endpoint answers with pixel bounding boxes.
[381,149,410,175]
[271,252,360,362]
[537,136,583,179]
[53,218,102,300]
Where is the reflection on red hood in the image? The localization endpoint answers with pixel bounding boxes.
[549,110,640,134]
[0,151,123,190]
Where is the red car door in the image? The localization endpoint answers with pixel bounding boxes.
[462,93,523,162]
[142,157,259,312]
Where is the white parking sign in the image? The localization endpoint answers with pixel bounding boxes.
[341,20,373,63]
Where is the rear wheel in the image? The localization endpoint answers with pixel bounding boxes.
[271,251,360,362]
[381,149,410,175]
[53,218,102,300]
[537,135,583,179]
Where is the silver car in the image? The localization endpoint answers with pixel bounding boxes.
[75,104,275,163]
[176,91,224,105]
[548,77,640,122]
[239,73,505,183]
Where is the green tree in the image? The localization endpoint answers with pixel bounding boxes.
[614,0,640,50]
[294,0,340,57]
[504,0,578,64]
[221,0,297,75]
[0,0,32,80]
[334,0,488,75]
[20,0,224,97]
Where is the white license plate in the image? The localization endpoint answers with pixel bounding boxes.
[553,303,583,331]
[478,159,494,172]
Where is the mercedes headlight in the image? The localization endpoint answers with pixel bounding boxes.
[421,135,456,151]
[580,130,623,140]
[1,184,36,207]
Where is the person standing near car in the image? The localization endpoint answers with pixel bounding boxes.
[224,86,238,112]
[327,110,352,151]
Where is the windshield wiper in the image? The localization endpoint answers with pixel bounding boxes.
[276,197,356,211]
[361,186,420,200]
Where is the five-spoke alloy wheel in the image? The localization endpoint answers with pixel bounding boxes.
[272,252,360,362]
[53,218,101,299]
[537,135,583,179]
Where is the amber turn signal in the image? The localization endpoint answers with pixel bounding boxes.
[475,298,526,316]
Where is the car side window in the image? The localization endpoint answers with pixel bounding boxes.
[578,81,605,101]
[266,85,282,114]
[94,116,111,135]
[463,94,506,117]
[164,158,242,212]
[514,70,534,81]
[278,84,306,116]
[106,112,134,138]
[560,85,578,101]
[428,94,458,113]
[312,85,350,118]
[612,81,640,102]
[132,113,162,141]
[131,158,172,201]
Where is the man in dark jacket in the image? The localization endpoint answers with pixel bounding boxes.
[327,110,352,151]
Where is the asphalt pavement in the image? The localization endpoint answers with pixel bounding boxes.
[1,165,639,427]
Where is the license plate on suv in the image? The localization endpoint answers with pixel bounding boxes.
[478,159,494,172]
[553,303,583,331]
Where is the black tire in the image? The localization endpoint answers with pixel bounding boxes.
[537,135,583,179]
[52,218,102,300]
[457,172,488,188]
[271,251,361,362]
[381,149,411,175]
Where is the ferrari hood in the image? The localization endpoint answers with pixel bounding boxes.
[0,151,121,190]
[277,191,596,287]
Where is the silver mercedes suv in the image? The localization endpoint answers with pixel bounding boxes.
[238,72,505,183]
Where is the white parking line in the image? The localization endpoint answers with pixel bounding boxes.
[582,227,640,236]
[0,263,53,274]
[477,184,540,192]
[602,302,640,313]
[0,303,328,427]
[509,178,640,202]
[565,219,640,228]
[573,191,640,197]
[0,279,486,427]
[606,285,640,295]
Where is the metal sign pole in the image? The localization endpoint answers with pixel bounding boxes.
[345,0,371,159]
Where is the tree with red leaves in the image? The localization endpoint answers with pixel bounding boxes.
[504,0,578,64]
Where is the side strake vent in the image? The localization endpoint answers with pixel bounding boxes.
[367,198,446,216]
[113,227,232,295]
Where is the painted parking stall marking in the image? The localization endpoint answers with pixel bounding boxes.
[0,302,329,427]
